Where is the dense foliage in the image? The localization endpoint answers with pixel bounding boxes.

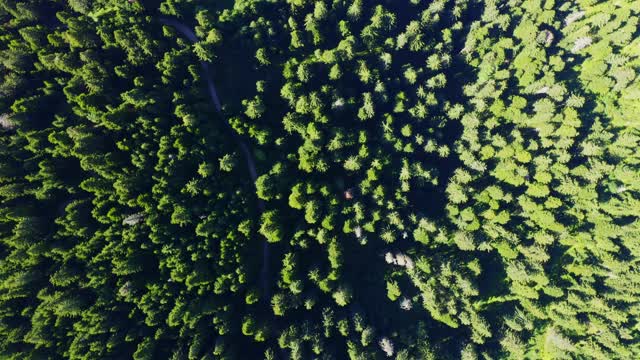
[1,0,639,359]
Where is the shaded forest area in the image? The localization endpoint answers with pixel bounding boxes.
[1,0,639,359]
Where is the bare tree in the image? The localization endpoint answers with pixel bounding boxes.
[384,252,395,264]
[572,37,592,53]
[0,114,15,130]
[399,297,413,311]
[379,337,394,357]
[564,11,585,25]
[123,213,144,226]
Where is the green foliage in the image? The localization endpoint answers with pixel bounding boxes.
[259,210,283,243]
[0,0,638,359]
[386,280,401,301]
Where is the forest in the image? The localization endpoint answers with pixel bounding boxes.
[0,0,639,359]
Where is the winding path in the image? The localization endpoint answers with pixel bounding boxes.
[159,17,270,297]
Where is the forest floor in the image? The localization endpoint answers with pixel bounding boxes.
[159,17,270,297]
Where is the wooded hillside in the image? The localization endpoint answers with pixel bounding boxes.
[1,0,639,359]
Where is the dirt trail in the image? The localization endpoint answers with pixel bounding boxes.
[160,17,270,298]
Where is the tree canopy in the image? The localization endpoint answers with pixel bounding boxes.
[0,0,639,359]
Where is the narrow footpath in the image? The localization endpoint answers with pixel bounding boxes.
[159,17,270,298]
